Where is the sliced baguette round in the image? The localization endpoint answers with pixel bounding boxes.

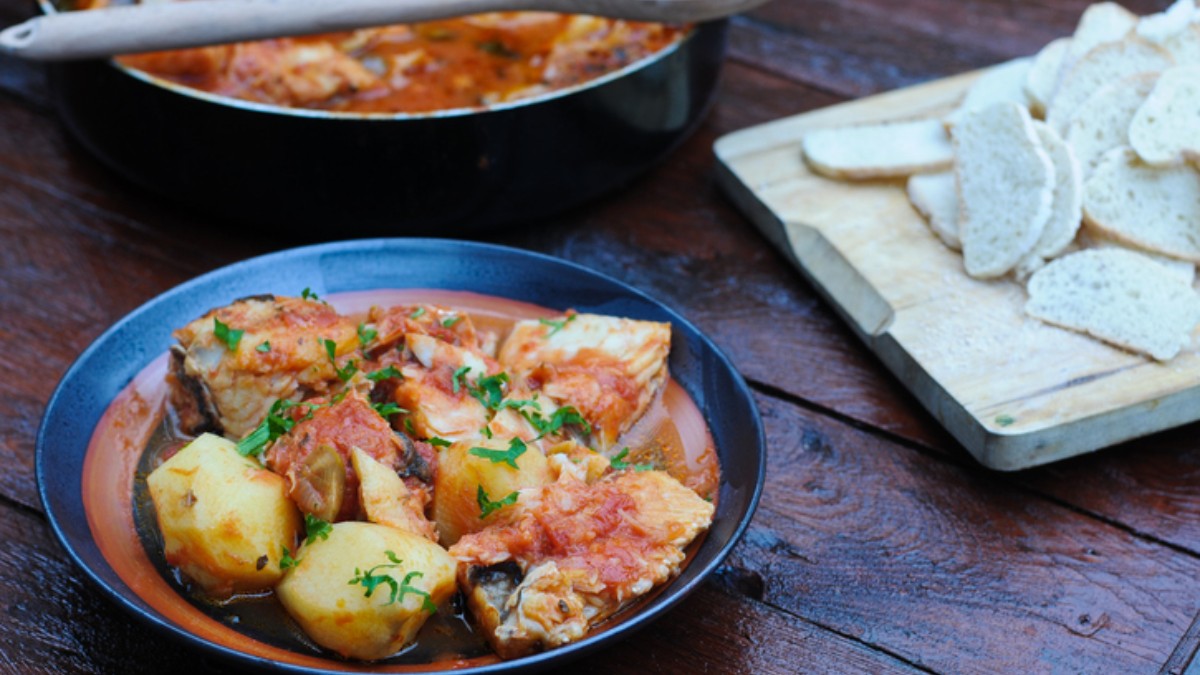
[907,171,960,250]
[1162,23,1200,64]
[1130,65,1200,165]
[1065,72,1159,177]
[1028,122,1083,260]
[1083,147,1200,262]
[1137,0,1196,44]
[1077,229,1196,285]
[944,58,1033,129]
[1026,37,1072,116]
[1046,37,1174,134]
[802,118,953,180]
[1056,2,1140,82]
[1025,248,1200,361]
[954,102,1055,278]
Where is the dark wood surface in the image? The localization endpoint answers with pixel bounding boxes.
[2,1,1197,673]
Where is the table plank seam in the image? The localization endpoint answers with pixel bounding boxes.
[0,488,44,520]
[710,577,942,674]
[1161,607,1200,675]
[746,377,1200,561]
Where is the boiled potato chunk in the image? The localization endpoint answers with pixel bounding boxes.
[432,438,552,545]
[276,521,455,660]
[146,433,301,597]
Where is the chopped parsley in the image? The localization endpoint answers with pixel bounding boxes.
[213,317,244,351]
[468,438,527,469]
[409,307,426,320]
[255,341,271,353]
[323,338,358,382]
[348,550,437,612]
[477,485,519,519]
[404,417,416,435]
[451,365,472,394]
[610,447,655,472]
[522,405,591,439]
[300,287,319,301]
[995,414,1015,427]
[479,40,519,58]
[441,315,462,328]
[481,425,494,439]
[373,402,407,420]
[467,372,510,410]
[304,514,332,542]
[428,437,451,448]
[538,314,576,337]
[357,323,378,352]
[280,545,299,570]
[366,365,404,382]
[237,399,303,457]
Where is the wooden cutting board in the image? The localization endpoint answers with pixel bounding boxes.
[714,64,1200,471]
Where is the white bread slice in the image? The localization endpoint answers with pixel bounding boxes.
[1025,248,1200,361]
[954,102,1055,278]
[1059,3,1139,75]
[1137,0,1196,44]
[907,171,960,250]
[1046,37,1174,134]
[1029,122,1083,260]
[944,58,1033,128]
[1026,37,1072,117]
[802,119,953,180]
[1077,229,1196,285]
[1065,72,1159,177]
[1130,65,1200,165]
[1162,23,1200,64]
[1083,147,1200,262]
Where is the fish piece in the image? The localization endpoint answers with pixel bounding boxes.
[169,295,358,438]
[498,313,670,449]
[450,470,713,659]
[392,333,500,443]
[367,304,485,354]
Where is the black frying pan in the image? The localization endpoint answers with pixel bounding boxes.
[43,1,727,234]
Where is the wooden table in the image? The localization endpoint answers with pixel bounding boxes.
[2,1,1198,673]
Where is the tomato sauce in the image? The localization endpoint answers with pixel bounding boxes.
[83,288,719,667]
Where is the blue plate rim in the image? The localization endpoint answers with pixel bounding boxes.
[35,237,766,673]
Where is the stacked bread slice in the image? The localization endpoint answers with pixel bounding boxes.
[799,0,1200,361]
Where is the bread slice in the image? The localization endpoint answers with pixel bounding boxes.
[1083,147,1200,262]
[802,118,953,180]
[1137,0,1196,44]
[1028,122,1083,260]
[1130,65,1200,165]
[1162,23,1200,64]
[907,171,960,250]
[954,102,1055,278]
[1046,38,1174,134]
[1060,2,1140,74]
[1025,248,1200,361]
[1078,229,1196,285]
[1065,72,1159,177]
[1026,37,1072,117]
[944,58,1033,128]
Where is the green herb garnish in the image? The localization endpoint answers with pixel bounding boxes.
[479,40,518,58]
[467,372,510,410]
[995,415,1015,427]
[213,318,244,351]
[428,437,451,448]
[441,315,462,328]
[348,551,437,612]
[373,402,407,419]
[304,514,332,542]
[366,365,404,382]
[357,322,378,350]
[301,287,319,301]
[404,418,416,435]
[255,341,271,353]
[323,338,358,382]
[522,405,591,439]
[468,438,527,469]
[477,485,519,519]
[236,398,303,457]
[538,314,576,337]
[280,545,299,570]
[451,365,472,394]
[610,447,655,472]
[409,307,426,319]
